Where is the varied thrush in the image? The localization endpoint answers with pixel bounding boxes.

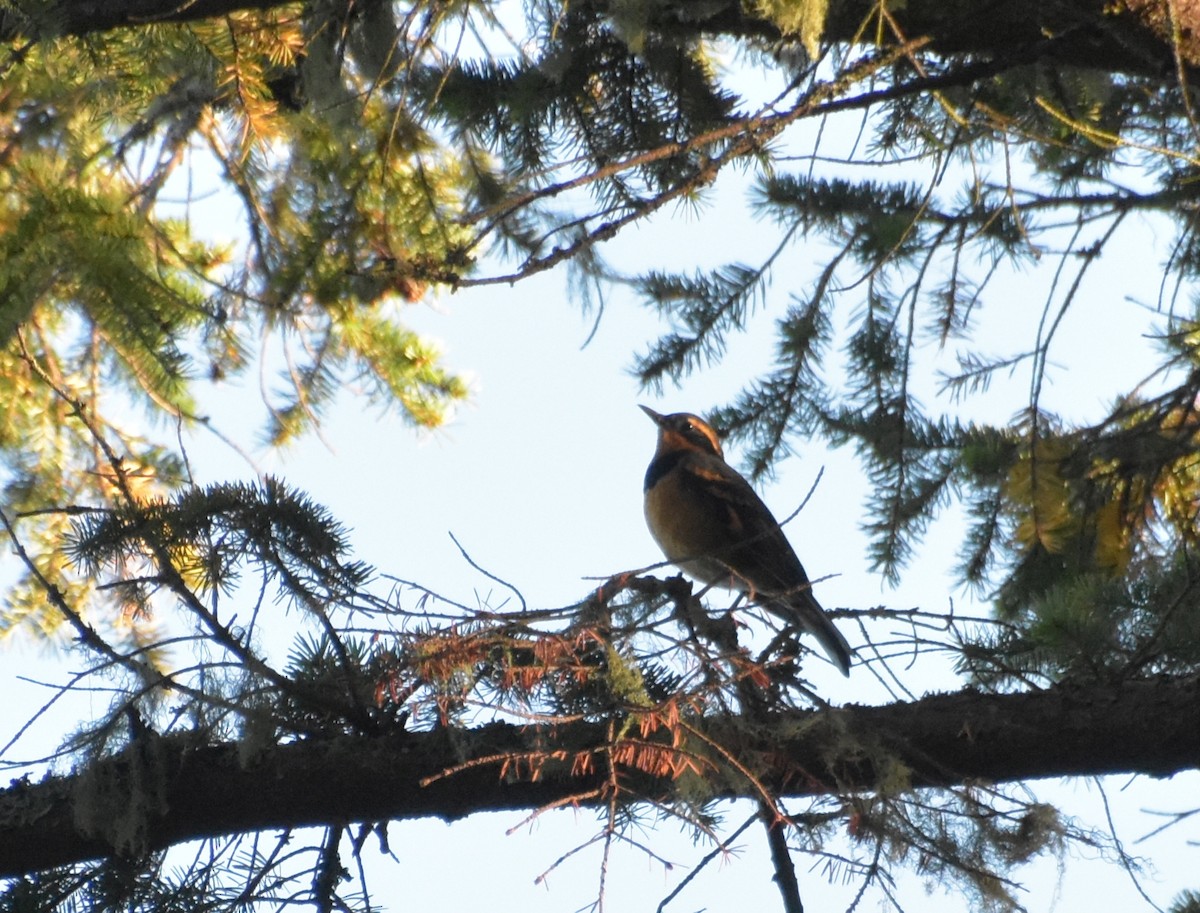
[640,405,852,676]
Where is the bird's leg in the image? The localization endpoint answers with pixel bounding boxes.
[674,579,739,652]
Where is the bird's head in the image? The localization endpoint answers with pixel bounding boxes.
[639,405,724,459]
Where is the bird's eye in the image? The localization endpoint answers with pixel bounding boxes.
[682,420,719,452]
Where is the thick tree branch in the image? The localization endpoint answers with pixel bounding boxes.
[657,0,1186,75]
[0,0,1190,76]
[2,677,1198,878]
[0,0,287,41]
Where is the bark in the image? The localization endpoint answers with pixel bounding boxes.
[1,676,1198,878]
[0,0,1194,76]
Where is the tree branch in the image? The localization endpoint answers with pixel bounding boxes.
[0,0,1187,76]
[0,0,286,41]
[2,677,1198,878]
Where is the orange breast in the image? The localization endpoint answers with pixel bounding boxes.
[644,463,740,589]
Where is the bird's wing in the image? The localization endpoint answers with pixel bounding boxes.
[673,453,811,595]
[674,454,854,675]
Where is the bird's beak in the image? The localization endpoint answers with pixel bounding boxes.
[639,404,665,425]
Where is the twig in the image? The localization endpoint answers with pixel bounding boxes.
[449,531,528,614]
[657,812,758,912]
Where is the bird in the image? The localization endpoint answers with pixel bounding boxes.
[639,405,852,676]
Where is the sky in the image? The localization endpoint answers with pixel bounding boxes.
[3,38,1200,913]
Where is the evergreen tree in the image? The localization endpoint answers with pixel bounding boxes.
[3,1,1200,910]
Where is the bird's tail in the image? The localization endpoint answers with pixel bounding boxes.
[776,591,853,676]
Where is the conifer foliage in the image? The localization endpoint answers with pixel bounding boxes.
[3,1,1200,911]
